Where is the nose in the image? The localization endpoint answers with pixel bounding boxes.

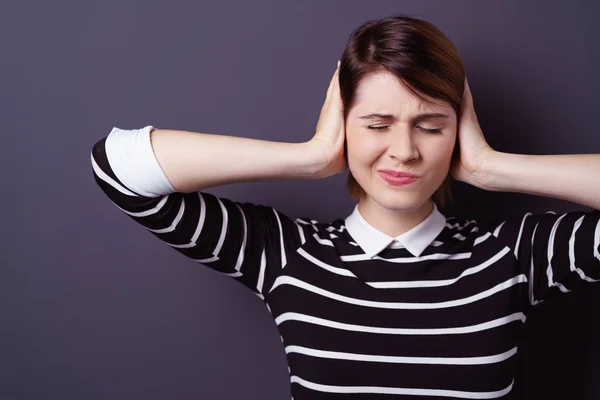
[387,127,419,163]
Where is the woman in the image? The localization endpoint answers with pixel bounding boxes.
[90,14,600,399]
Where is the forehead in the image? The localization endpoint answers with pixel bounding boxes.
[350,71,451,115]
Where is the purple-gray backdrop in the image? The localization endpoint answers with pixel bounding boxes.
[3,0,600,399]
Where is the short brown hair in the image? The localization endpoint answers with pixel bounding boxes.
[339,14,465,211]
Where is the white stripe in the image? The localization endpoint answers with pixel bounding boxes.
[493,221,506,238]
[340,251,472,263]
[257,247,267,293]
[90,153,139,197]
[146,197,184,233]
[312,233,334,247]
[528,223,543,306]
[297,247,509,289]
[275,311,527,334]
[286,345,517,365]
[189,196,223,262]
[269,275,527,309]
[474,231,492,246]
[273,209,287,267]
[297,248,355,277]
[326,225,347,233]
[290,376,514,399]
[569,214,600,282]
[213,197,228,256]
[192,199,248,273]
[172,192,208,249]
[514,213,532,259]
[233,203,248,273]
[296,218,318,232]
[295,222,306,245]
[369,247,511,289]
[447,220,476,230]
[190,192,207,244]
[595,217,600,261]
[546,213,568,287]
[195,255,219,263]
[556,282,570,293]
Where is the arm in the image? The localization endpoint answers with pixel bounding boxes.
[90,126,320,296]
[473,152,600,306]
[452,78,599,210]
[452,78,600,307]
[472,150,600,306]
[477,152,600,210]
[149,61,345,193]
[150,128,324,193]
[90,64,344,296]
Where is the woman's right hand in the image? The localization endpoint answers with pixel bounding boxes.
[308,61,348,178]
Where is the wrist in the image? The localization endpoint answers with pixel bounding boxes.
[295,141,330,179]
[474,150,503,191]
[301,140,332,178]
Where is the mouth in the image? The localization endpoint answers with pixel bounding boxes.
[377,170,419,186]
[377,169,420,178]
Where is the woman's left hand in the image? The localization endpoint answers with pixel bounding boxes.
[450,78,495,189]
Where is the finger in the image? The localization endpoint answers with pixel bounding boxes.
[464,77,473,102]
[460,77,479,123]
[330,65,341,97]
[331,70,342,105]
[325,64,339,101]
[327,62,341,95]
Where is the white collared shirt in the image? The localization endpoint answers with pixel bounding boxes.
[344,202,447,258]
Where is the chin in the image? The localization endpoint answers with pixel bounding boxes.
[368,190,429,212]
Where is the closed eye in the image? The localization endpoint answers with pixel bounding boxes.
[417,127,442,134]
[367,125,442,134]
[367,125,390,131]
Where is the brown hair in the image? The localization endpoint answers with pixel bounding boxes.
[339,14,465,211]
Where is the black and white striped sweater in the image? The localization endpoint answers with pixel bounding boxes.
[90,126,600,399]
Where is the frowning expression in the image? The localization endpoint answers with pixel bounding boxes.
[345,70,457,211]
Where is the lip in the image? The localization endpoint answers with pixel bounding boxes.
[378,169,420,178]
[378,170,419,186]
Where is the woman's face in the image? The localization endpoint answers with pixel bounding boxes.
[345,71,457,212]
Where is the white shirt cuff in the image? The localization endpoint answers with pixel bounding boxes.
[104,125,176,197]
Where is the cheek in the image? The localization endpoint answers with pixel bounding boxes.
[346,128,382,161]
[424,134,456,170]
[427,127,456,155]
[346,130,379,178]
[432,139,455,160]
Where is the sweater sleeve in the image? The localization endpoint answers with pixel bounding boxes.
[488,209,600,306]
[90,126,312,298]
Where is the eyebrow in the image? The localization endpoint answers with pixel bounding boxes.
[358,113,449,123]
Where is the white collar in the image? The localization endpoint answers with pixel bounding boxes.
[344,202,446,258]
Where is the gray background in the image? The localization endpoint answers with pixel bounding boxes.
[2,0,599,399]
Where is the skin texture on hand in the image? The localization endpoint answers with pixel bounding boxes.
[309,61,348,179]
[449,78,495,189]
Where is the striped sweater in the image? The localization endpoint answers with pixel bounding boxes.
[90,126,600,399]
